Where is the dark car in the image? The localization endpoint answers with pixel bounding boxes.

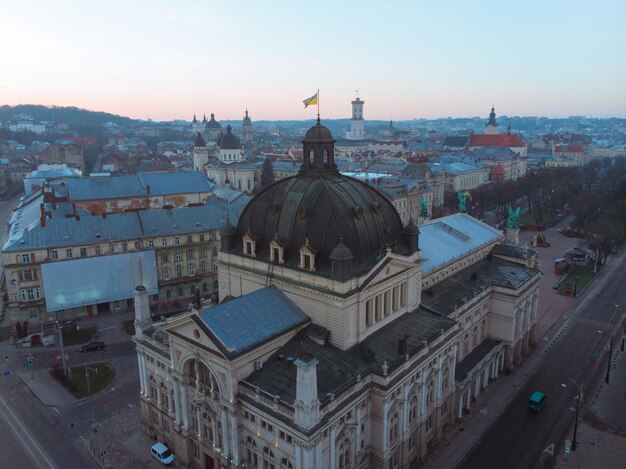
[80,341,105,353]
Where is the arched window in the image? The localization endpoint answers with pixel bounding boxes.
[472,326,478,347]
[280,458,293,469]
[441,367,450,394]
[408,395,418,424]
[426,379,435,407]
[201,261,207,273]
[389,412,400,443]
[338,438,351,469]
[263,447,275,469]
[463,334,469,355]
[176,264,183,278]
[246,437,258,466]
[188,264,195,276]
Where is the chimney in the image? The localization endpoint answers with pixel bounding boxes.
[146,184,151,195]
[293,354,321,430]
[133,285,151,340]
[398,335,407,355]
[40,203,46,228]
[192,287,202,312]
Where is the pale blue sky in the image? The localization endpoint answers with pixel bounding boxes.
[1,0,624,120]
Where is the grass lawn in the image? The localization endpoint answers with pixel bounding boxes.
[558,261,601,296]
[62,327,97,346]
[518,212,538,225]
[121,319,135,336]
[51,362,115,399]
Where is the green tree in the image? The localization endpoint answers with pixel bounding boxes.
[261,158,275,188]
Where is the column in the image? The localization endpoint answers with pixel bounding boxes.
[355,405,362,454]
[382,399,390,452]
[197,407,202,438]
[330,424,337,469]
[303,444,314,468]
[230,411,239,465]
[457,395,463,419]
[173,378,181,426]
[465,388,471,410]
[156,381,163,406]
[137,354,146,395]
[221,407,230,455]
[315,439,322,469]
[402,385,410,432]
[180,383,189,431]
[194,361,201,391]
[295,441,302,469]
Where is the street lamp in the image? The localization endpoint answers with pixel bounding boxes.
[561,379,583,451]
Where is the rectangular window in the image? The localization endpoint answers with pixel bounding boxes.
[109,244,115,253]
[163,267,170,280]
[21,254,31,263]
[66,249,73,258]
[122,243,128,252]
[51,250,58,260]
[201,262,207,273]
[161,239,168,247]
[161,254,169,263]
[176,265,182,277]
[187,235,193,243]
[95,246,101,256]
[187,250,194,260]
[80,248,87,257]
[188,264,195,276]
[175,251,182,261]
[148,240,154,248]
[134,241,140,250]
[199,234,205,242]
[165,290,171,299]
[175,237,180,245]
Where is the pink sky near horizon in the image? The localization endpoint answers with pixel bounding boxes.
[2,1,625,121]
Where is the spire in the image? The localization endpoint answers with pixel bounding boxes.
[202,114,207,123]
[192,114,197,123]
[487,106,497,127]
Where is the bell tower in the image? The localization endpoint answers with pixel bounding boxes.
[350,92,364,140]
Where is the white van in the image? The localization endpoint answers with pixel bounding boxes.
[151,442,174,465]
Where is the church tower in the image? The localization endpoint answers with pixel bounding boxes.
[349,93,364,140]
[192,132,208,171]
[485,106,499,134]
[242,109,253,146]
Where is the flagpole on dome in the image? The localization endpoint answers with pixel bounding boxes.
[317,89,320,122]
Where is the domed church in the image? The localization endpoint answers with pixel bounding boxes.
[134,119,541,468]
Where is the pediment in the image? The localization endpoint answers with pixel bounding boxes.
[164,314,227,359]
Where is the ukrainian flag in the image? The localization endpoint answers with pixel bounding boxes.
[303,91,318,108]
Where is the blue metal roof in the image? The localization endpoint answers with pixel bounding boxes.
[65,172,214,200]
[199,286,310,357]
[419,214,503,274]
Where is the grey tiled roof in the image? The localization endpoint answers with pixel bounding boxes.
[455,338,501,381]
[421,257,539,317]
[199,286,310,358]
[245,307,456,405]
[61,171,214,201]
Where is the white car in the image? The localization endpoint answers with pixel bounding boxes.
[151,442,174,465]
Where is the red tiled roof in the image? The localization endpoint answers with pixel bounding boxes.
[468,134,525,147]
[554,144,584,153]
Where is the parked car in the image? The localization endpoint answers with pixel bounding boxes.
[151,442,174,465]
[80,341,105,353]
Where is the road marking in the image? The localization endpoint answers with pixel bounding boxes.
[53,407,60,415]
[97,326,118,331]
[0,393,57,468]
[479,408,487,415]
[542,443,554,456]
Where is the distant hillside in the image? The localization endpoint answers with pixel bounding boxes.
[0,104,135,126]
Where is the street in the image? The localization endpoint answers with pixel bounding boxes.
[460,255,626,468]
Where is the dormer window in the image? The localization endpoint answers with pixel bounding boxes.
[242,231,257,257]
[269,234,285,264]
[298,238,317,271]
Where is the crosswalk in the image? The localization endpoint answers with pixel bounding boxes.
[575,316,614,330]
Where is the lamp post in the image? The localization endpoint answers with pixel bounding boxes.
[55,321,68,378]
[562,379,583,451]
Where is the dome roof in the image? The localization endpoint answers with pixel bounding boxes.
[329,237,353,261]
[194,132,206,147]
[402,219,420,236]
[304,119,333,141]
[220,125,241,150]
[206,113,221,129]
[233,172,407,278]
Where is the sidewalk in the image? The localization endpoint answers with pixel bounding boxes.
[556,343,626,468]
[427,235,623,469]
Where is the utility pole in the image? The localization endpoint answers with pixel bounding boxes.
[605,338,613,384]
[56,321,68,378]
